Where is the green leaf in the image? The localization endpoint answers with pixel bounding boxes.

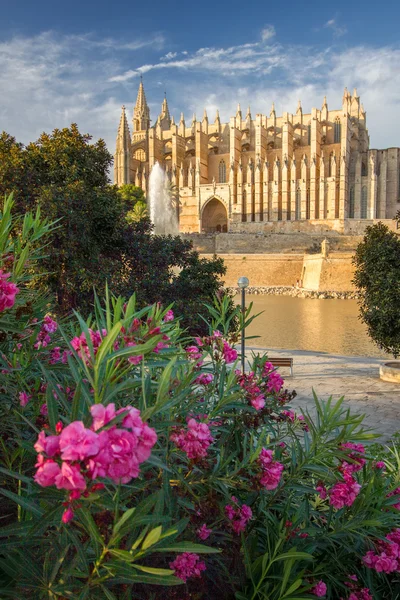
[142,525,162,550]
[132,564,174,576]
[155,542,220,554]
[0,487,43,517]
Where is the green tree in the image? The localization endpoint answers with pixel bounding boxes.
[126,201,148,223]
[2,125,124,312]
[113,218,227,335]
[116,184,146,209]
[353,221,400,356]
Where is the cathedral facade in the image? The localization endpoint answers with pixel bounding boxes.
[114,81,400,234]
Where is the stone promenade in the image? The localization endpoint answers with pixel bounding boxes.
[246,347,400,442]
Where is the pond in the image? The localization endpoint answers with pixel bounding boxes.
[235,294,390,358]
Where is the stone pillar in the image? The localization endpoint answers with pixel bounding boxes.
[368,152,377,219]
[354,153,362,218]
[310,154,319,219]
[282,115,293,221]
[301,155,308,219]
[340,115,351,219]
[263,161,270,221]
[195,122,208,185]
[237,161,244,221]
[254,157,263,221]
[272,158,280,221]
[379,153,387,219]
[290,160,296,220]
[246,161,253,222]
[148,128,163,169]
[319,153,327,219]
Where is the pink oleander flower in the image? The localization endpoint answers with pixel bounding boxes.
[34,430,60,457]
[170,418,213,460]
[40,403,48,416]
[311,580,327,597]
[348,591,373,600]
[128,354,143,365]
[375,461,386,470]
[153,340,169,353]
[387,487,400,510]
[339,442,366,475]
[95,428,140,483]
[282,410,295,421]
[19,391,31,407]
[55,462,87,491]
[163,309,174,322]
[90,403,116,431]
[258,448,284,490]
[59,421,100,461]
[225,498,252,534]
[62,507,74,524]
[43,315,58,333]
[197,524,212,540]
[34,459,61,487]
[222,341,238,364]
[251,394,265,410]
[70,328,106,363]
[329,474,361,509]
[169,552,206,582]
[186,345,202,361]
[0,270,19,312]
[266,371,284,393]
[316,484,327,500]
[196,373,214,386]
[50,347,61,364]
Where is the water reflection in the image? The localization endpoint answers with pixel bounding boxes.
[236,295,389,358]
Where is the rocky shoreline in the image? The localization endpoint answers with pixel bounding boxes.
[226,286,360,300]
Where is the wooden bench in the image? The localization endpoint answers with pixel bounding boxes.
[268,357,294,377]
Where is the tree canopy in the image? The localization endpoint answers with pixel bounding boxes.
[353,221,400,357]
[0,124,227,333]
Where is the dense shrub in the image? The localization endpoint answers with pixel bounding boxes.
[353,221,400,357]
[1,196,400,599]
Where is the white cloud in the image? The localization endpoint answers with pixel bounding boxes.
[261,25,276,42]
[161,51,178,60]
[323,18,347,38]
[0,29,399,161]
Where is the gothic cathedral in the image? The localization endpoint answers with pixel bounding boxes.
[114,80,400,234]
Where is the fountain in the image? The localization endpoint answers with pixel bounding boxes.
[148,162,179,235]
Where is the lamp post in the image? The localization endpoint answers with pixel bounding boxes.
[237,276,249,374]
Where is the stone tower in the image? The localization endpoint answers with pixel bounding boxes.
[113,105,131,186]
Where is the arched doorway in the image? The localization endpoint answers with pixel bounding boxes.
[201,198,228,233]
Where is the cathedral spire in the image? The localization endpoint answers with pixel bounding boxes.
[270,102,276,118]
[115,105,131,186]
[133,79,150,131]
[214,109,220,124]
[203,108,208,122]
[246,105,251,119]
[296,100,302,114]
[159,92,171,130]
[116,105,131,151]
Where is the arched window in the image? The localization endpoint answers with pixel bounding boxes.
[307,124,311,146]
[219,160,226,183]
[361,162,367,177]
[134,149,146,161]
[334,118,341,143]
[349,187,355,218]
[306,188,310,219]
[242,189,247,222]
[295,188,301,220]
[361,186,368,218]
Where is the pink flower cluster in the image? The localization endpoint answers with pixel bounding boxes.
[163,309,174,322]
[197,523,212,540]
[329,472,361,509]
[263,362,284,393]
[281,410,309,431]
[387,487,400,510]
[19,391,31,407]
[33,403,157,522]
[70,328,107,363]
[258,448,284,490]
[236,371,266,411]
[222,341,238,364]
[169,552,206,582]
[225,496,252,534]
[311,580,327,597]
[339,442,366,476]
[0,270,19,312]
[34,315,58,349]
[170,418,213,460]
[363,528,400,574]
[195,372,214,386]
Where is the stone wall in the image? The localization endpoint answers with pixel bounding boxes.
[302,253,356,292]
[202,254,304,287]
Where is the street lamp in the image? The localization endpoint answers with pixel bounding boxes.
[237,276,249,374]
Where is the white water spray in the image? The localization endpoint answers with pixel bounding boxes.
[148,163,179,235]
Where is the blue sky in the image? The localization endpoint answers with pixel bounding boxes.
[1,0,400,155]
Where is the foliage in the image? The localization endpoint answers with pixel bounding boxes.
[112,217,227,336]
[353,222,400,357]
[0,129,227,334]
[2,197,400,599]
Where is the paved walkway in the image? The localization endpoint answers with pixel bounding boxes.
[246,347,400,442]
